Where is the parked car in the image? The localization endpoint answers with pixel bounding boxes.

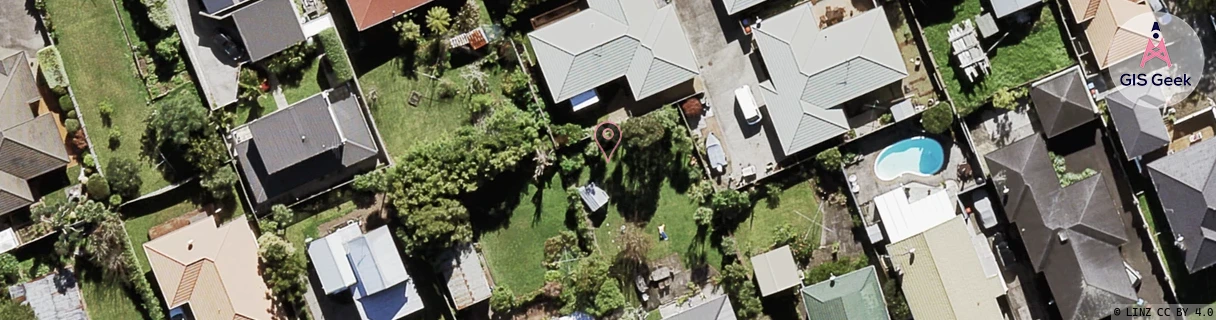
[736,85,762,125]
[214,29,244,61]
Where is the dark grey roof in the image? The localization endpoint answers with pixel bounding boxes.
[666,295,737,320]
[0,51,67,216]
[232,0,305,62]
[234,88,378,206]
[1031,68,1095,138]
[0,171,31,216]
[991,0,1041,17]
[1147,139,1216,273]
[201,0,246,14]
[249,94,341,175]
[0,51,39,132]
[1107,86,1168,159]
[984,135,1134,320]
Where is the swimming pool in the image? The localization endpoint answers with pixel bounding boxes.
[874,136,945,181]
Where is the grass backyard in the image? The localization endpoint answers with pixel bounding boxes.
[478,174,571,292]
[285,200,358,249]
[359,59,479,157]
[124,200,197,271]
[78,265,143,320]
[918,0,1072,110]
[732,181,822,257]
[281,58,326,105]
[46,0,171,195]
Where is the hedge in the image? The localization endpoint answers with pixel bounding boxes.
[921,102,953,135]
[143,0,175,30]
[37,46,69,91]
[318,28,354,83]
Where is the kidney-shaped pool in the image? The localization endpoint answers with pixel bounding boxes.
[874,136,945,181]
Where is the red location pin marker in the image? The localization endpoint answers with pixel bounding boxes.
[594,122,622,162]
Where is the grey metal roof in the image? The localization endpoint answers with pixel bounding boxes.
[1147,139,1216,273]
[721,0,767,15]
[579,183,609,212]
[307,223,362,295]
[984,135,1135,320]
[249,94,341,175]
[1107,86,1168,159]
[347,226,409,297]
[9,271,87,320]
[754,6,908,155]
[437,244,492,310]
[1031,67,1095,138]
[801,266,890,320]
[528,0,698,102]
[232,0,305,62]
[665,295,736,320]
[991,0,1041,18]
[234,87,378,206]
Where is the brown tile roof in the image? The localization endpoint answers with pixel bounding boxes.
[144,215,273,320]
[1083,0,1152,69]
[346,0,434,31]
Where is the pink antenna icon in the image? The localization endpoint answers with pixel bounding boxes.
[1140,22,1172,68]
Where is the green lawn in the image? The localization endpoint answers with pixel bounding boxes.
[281,58,326,105]
[285,200,358,249]
[358,59,475,156]
[919,0,1072,110]
[125,200,197,271]
[478,174,571,292]
[46,0,171,195]
[78,265,143,320]
[733,181,822,257]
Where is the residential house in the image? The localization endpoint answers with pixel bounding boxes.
[143,215,274,320]
[1147,139,1216,273]
[527,0,699,107]
[230,84,381,213]
[344,0,432,31]
[1107,85,1168,160]
[0,50,69,216]
[750,245,800,297]
[801,265,890,320]
[1030,67,1096,138]
[887,215,1005,320]
[985,135,1137,320]
[307,224,425,320]
[662,295,736,320]
[990,0,1042,18]
[721,0,766,15]
[1064,0,1153,70]
[753,5,908,156]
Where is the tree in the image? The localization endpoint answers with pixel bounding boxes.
[718,262,763,318]
[397,199,472,253]
[993,87,1026,111]
[0,253,21,285]
[921,103,953,134]
[353,169,391,193]
[490,285,517,313]
[425,7,451,36]
[105,158,143,200]
[85,174,111,201]
[260,204,294,235]
[621,115,667,150]
[711,189,750,222]
[694,207,713,227]
[264,41,316,76]
[616,225,652,268]
[453,0,481,32]
[186,133,228,174]
[200,166,238,200]
[395,17,422,46]
[258,233,308,311]
[86,214,133,279]
[816,147,844,170]
[590,280,625,317]
[152,88,208,148]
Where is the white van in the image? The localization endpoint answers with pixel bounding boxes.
[736,85,762,125]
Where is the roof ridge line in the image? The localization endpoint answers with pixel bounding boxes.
[800,106,848,130]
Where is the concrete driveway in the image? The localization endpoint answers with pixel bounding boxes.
[170,0,240,109]
[674,0,780,185]
[0,0,49,58]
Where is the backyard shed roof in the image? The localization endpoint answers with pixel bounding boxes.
[8,271,86,320]
[232,0,306,62]
[345,0,433,31]
[984,135,1135,320]
[664,295,736,320]
[143,215,274,320]
[0,50,67,216]
[349,226,410,296]
[887,216,1005,320]
[801,265,890,320]
[991,0,1041,18]
[528,0,698,103]
[873,187,956,243]
[750,245,800,296]
[1031,67,1095,137]
[579,183,610,212]
[1147,139,1216,273]
[721,0,766,15]
[754,5,908,155]
[438,244,492,310]
[1107,85,1168,159]
[1083,0,1152,69]
[307,223,363,295]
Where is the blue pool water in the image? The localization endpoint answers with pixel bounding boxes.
[874,136,945,181]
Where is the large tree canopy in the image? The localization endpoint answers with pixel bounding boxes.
[151,88,208,148]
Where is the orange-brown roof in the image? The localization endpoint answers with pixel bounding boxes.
[1084,0,1153,69]
[144,215,273,320]
[346,0,434,31]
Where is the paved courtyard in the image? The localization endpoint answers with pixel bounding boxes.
[0,0,48,59]
[170,0,240,108]
[966,105,1039,172]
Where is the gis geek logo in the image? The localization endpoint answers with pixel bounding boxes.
[1120,22,1192,87]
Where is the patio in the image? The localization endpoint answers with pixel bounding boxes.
[966,104,1039,172]
[1168,108,1216,153]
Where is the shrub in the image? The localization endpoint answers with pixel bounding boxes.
[993,87,1027,111]
[681,98,704,116]
[83,154,96,169]
[142,0,175,30]
[721,236,738,256]
[816,147,844,170]
[543,231,579,269]
[551,124,587,143]
[804,256,870,284]
[105,158,143,200]
[201,166,238,200]
[318,28,354,83]
[490,285,517,313]
[154,33,181,61]
[64,119,80,133]
[58,95,75,113]
[468,93,496,116]
[453,0,481,32]
[0,253,21,285]
[711,189,750,222]
[559,155,583,176]
[590,280,625,317]
[86,174,111,201]
[425,7,451,35]
[501,70,531,103]
[395,17,422,46]
[694,207,713,227]
[353,169,390,193]
[67,110,76,119]
[265,41,316,76]
[38,46,69,91]
[108,129,122,148]
[437,78,458,99]
[921,102,953,134]
[109,194,123,206]
[879,112,894,125]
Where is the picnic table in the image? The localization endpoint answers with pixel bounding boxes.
[948,19,991,82]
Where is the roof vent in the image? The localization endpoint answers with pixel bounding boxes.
[1176,235,1186,250]
[301,135,307,142]
[187,240,194,250]
[829,274,837,286]
[1057,232,1069,243]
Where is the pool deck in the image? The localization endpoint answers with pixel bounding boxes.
[843,123,978,225]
